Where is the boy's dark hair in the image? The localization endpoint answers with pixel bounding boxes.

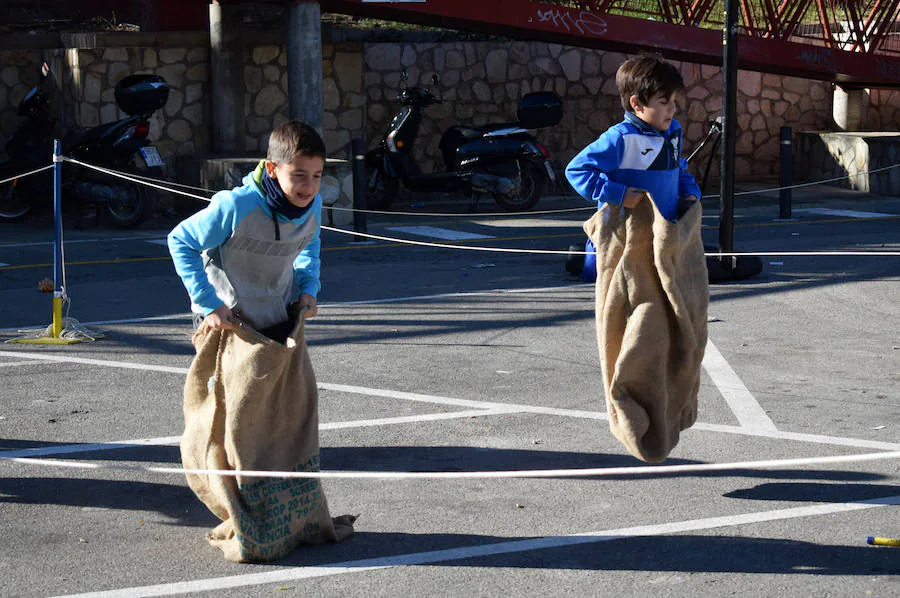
[266,120,327,163]
[616,54,685,113]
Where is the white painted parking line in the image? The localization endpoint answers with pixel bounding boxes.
[143,239,169,246]
[49,494,900,598]
[0,437,182,459]
[0,351,190,374]
[0,262,9,267]
[386,225,494,240]
[473,218,587,229]
[0,233,171,249]
[2,349,898,455]
[702,340,778,432]
[794,208,896,219]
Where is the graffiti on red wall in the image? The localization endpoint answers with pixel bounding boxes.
[533,8,607,37]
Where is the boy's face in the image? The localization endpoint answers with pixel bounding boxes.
[630,91,679,133]
[265,154,325,209]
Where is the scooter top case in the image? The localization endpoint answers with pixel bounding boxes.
[114,74,170,115]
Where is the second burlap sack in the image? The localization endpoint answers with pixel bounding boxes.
[584,196,709,463]
[181,317,354,562]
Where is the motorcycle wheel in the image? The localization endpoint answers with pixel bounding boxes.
[366,167,399,210]
[106,181,151,228]
[492,160,545,212]
[0,181,32,222]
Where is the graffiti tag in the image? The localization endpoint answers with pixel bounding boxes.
[535,9,608,37]
[795,48,838,73]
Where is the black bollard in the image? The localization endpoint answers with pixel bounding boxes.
[350,137,367,241]
[779,126,792,219]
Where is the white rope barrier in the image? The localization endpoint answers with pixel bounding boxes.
[710,162,900,199]
[322,225,900,257]
[59,157,900,258]
[0,164,54,185]
[3,157,895,484]
[112,169,216,195]
[4,449,899,480]
[62,157,214,201]
[60,157,900,218]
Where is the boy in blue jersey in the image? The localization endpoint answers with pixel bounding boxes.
[566,54,701,221]
[168,120,325,342]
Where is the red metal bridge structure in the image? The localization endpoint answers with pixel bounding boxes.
[23,1,899,87]
[314,0,900,87]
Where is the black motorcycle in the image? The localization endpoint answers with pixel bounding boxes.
[366,72,562,212]
[0,64,168,228]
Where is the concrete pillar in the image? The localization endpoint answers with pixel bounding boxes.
[286,1,324,132]
[833,85,869,131]
[209,2,245,154]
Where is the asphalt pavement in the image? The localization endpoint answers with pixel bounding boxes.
[0,182,899,597]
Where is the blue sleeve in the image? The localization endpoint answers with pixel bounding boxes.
[678,129,702,199]
[293,197,322,298]
[565,130,627,207]
[166,192,240,315]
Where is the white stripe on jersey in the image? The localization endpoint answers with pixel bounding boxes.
[620,134,664,171]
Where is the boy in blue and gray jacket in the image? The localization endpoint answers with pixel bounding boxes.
[566,54,701,221]
[168,120,325,341]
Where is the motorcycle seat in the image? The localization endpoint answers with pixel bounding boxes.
[475,122,524,134]
[62,120,120,152]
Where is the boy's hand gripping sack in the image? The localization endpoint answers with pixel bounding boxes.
[181,315,354,562]
[583,196,708,463]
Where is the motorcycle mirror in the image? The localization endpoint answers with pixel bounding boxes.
[41,62,50,77]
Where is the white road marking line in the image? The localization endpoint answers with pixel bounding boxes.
[0,233,171,249]
[49,494,900,598]
[702,339,778,432]
[1,350,899,453]
[0,351,189,374]
[0,262,9,267]
[143,239,169,245]
[695,422,900,451]
[386,225,494,240]
[794,208,896,219]
[472,218,587,229]
[0,437,182,459]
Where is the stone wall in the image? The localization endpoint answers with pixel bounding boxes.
[796,132,900,195]
[3,32,899,197]
[0,37,365,169]
[362,41,839,189]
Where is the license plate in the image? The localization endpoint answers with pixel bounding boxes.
[139,146,164,168]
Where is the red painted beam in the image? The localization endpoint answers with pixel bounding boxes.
[318,0,900,87]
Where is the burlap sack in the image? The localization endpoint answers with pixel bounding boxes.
[584,196,708,463]
[181,316,354,562]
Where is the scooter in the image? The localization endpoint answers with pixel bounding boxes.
[366,72,562,212]
[0,64,168,228]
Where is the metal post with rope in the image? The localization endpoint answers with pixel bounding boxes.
[5,141,102,345]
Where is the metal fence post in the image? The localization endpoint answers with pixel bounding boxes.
[52,139,64,338]
[779,126,792,219]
